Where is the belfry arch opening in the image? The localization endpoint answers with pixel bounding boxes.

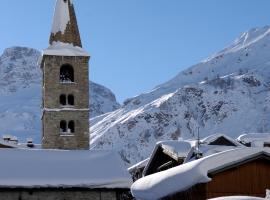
[60,94,67,106]
[60,120,67,133]
[68,95,75,106]
[60,64,74,83]
[68,121,75,133]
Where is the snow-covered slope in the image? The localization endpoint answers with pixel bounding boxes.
[90,82,120,118]
[0,46,120,142]
[91,26,270,165]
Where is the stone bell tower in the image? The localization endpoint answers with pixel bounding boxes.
[41,0,90,150]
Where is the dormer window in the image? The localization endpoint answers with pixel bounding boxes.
[60,64,74,83]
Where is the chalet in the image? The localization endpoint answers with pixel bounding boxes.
[0,149,132,200]
[130,134,243,181]
[142,140,195,177]
[201,133,242,147]
[237,133,270,147]
[131,148,270,200]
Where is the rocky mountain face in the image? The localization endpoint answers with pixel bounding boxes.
[90,26,270,165]
[0,46,120,142]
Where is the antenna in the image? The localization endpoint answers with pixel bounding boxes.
[195,126,202,159]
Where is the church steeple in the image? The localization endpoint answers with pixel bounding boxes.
[49,0,82,47]
[41,0,90,150]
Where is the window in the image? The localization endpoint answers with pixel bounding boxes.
[68,121,75,133]
[60,121,67,133]
[60,64,74,83]
[60,94,67,106]
[60,121,75,134]
[68,95,74,106]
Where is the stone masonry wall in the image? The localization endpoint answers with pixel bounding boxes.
[42,55,90,150]
[0,190,117,200]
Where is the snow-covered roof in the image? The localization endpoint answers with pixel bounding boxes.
[42,42,89,57]
[160,140,196,158]
[0,139,19,148]
[128,158,150,173]
[143,140,195,176]
[198,144,240,158]
[131,147,270,200]
[51,0,71,34]
[201,133,242,146]
[209,197,265,200]
[0,139,40,149]
[0,149,132,189]
[237,133,270,147]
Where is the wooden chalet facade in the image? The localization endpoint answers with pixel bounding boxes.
[131,148,270,200]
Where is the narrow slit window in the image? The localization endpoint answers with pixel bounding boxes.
[68,95,74,106]
[68,121,75,133]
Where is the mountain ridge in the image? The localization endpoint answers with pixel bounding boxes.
[0,46,120,142]
[90,26,270,165]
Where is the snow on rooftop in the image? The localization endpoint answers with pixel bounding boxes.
[0,149,132,189]
[201,133,242,146]
[159,140,195,158]
[142,140,195,177]
[209,197,265,200]
[51,0,70,34]
[238,133,270,146]
[131,148,270,200]
[43,42,89,57]
[128,158,150,173]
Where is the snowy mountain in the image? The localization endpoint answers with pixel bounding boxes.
[90,26,270,165]
[90,82,120,118]
[0,46,120,142]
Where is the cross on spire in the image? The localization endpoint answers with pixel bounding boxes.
[49,0,82,47]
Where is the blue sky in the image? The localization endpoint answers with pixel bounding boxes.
[1,0,270,102]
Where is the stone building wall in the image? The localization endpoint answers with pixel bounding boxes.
[0,190,118,200]
[42,55,90,150]
[42,55,89,109]
[42,110,89,150]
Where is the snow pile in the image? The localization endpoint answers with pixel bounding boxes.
[43,42,89,57]
[131,148,269,200]
[51,0,70,34]
[90,25,270,165]
[209,197,264,200]
[0,149,132,188]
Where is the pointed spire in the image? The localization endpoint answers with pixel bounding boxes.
[49,0,82,47]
